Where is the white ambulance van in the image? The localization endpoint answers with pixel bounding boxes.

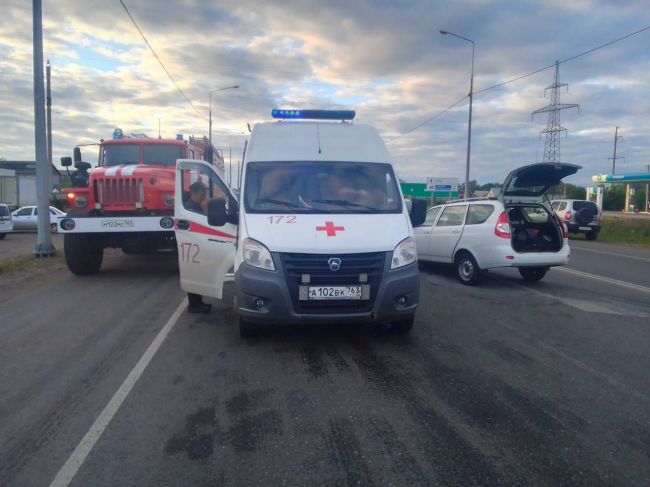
[174,109,426,337]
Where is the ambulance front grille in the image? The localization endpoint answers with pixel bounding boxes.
[281,251,386,314]
[93,178,144,206]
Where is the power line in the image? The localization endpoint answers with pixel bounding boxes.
[389,95,467,141]
[398,24,650,137]
[474,24,650,95]
[119,0,207,121]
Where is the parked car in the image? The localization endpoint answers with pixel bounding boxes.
[414,163,578,285]
[0,203,13,239]
[11,205,65,233]
[550,199,601,240]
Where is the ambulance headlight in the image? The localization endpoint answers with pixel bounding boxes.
[391,237,417,269]
[242,238,275,271]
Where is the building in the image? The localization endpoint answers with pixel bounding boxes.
[0,161,62,209]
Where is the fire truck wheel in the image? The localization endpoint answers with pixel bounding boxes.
[64,234,103,275]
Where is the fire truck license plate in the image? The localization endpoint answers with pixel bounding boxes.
[308,286,362,300]
[101,219,136,229]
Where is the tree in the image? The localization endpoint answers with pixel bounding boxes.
[603,184,625,211]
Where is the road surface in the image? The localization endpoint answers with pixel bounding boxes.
[1,239,648,486]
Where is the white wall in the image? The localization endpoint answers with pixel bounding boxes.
[18,175,37,206]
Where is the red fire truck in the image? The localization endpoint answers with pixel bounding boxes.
[59,129,225,275]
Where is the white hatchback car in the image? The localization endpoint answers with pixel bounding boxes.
[414,163,578,284]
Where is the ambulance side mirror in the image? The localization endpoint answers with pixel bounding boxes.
[207,198,227,227]
[409,198,427,227]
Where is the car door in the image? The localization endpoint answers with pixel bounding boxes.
[413,206,442,260]
[428,204,468,262]
[175,159,238,299]
[12,207,34,230]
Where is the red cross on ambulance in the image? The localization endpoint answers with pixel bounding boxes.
[316,221,345,237]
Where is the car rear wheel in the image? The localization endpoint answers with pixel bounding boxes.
[585,231,598,241]
[391,315,414,334]
[0,233,6,240]
[50,223,58,233]
[575,207,595,226]
[455,251,480,285]
[519,266,548,282]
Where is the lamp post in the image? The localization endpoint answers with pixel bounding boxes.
[440,30,474,200]
[208,85,239,148]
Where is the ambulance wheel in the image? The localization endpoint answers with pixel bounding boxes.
[239,316,258,339]
[391,316,414,334]
[519,266,548,282]
[64,233,103,275]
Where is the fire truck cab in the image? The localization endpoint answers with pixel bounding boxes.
[60,129,223,275]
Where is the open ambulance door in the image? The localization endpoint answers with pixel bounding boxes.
[175,159,238,299]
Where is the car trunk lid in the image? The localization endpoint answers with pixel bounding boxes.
[501,163,581,203]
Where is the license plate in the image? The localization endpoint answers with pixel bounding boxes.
[308,285,362,300]
[101,219,135,229]
[579,226,592,231]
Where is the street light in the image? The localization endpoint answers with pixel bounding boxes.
[209,85,239,148]
[440,30,474,200]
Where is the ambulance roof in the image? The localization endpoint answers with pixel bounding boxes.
[246,121,391,164]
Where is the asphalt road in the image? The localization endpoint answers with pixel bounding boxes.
[1,239,649,486]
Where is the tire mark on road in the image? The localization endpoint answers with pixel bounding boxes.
[300,346,328,379]
[323,417,375,487]
[164,406,217,461]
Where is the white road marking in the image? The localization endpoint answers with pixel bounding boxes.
[49,298,187,487]
[555,266,650,294]
[570,244,650,263]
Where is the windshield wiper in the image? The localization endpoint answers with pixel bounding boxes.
[311,199,382,213]
[256,198,309,211]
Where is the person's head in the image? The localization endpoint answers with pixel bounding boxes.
[189,181,207,205]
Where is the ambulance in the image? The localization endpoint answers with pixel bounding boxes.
[174,109,425,337]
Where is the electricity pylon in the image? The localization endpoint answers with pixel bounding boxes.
[532,61,579,163]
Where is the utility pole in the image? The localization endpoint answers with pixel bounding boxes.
[608,126,624,174]
[646,164,649,213]
[46,59,52,195]
[32,0,55,257]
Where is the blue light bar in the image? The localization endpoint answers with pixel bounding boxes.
[271,109,356,120]
[112,128,123,139]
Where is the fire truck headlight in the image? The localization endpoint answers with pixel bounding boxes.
[160,217,174,229]
[61,218,76,231]
[74,196,87,208]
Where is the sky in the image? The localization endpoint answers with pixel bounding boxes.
[0,0,649,187]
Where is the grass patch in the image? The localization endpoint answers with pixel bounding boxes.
[570,215,650,248]
[0,253,65,276]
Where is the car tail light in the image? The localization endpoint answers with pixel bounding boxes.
[598,212,603,224]
[494,211,510,238]
[556,215,568,238]
[564,211,571,221]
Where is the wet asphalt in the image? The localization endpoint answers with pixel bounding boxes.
[0,241,649,486]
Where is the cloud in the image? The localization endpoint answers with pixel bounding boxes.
[0,0,648,185]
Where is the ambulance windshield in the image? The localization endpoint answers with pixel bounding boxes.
[244,161,402,214]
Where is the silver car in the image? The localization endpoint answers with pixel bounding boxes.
[11,205,66,233]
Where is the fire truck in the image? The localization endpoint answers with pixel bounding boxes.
[59,129,225,275]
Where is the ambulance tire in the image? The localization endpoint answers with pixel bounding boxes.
[239,316,258,339]
[391,315,414,334]
[64,233,103,275]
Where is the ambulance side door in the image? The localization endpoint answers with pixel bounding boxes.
[175,159,238,299]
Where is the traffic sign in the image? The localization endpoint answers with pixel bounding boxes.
[426,177,458,193]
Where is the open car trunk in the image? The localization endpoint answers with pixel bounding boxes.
[507,204,563,253]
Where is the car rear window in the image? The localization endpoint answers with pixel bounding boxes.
[466,204,494,225]
[572,201,598,212]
